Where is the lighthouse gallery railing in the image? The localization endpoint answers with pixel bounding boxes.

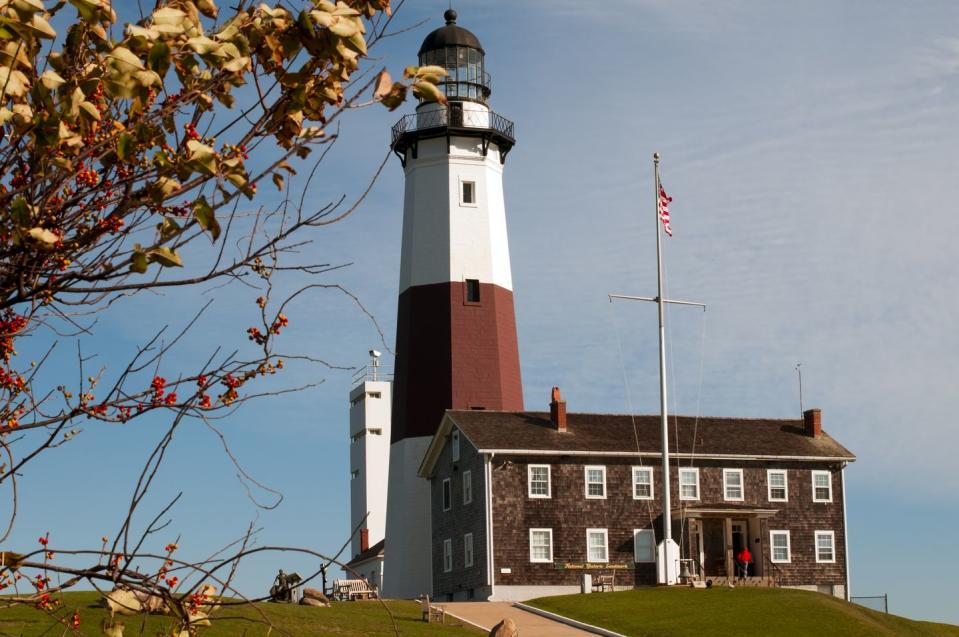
[390,107,515,144]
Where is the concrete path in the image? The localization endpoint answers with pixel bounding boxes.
[439,601,594,636]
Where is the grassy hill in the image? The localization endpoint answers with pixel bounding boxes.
[526,587,959,637]
[0,591,482,636]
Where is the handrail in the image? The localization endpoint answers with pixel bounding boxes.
[763,553,783,586]
[391,106,515,145]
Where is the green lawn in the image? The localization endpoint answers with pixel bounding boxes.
[526,587,959,637]
[0,591,482,636]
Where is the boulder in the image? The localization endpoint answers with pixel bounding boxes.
[300,597,329,608]
[302,587,329,603]
[489,617,518,637]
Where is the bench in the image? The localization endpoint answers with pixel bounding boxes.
[592,574,615,592]
[420,595,445,624]
[333,579,377,601]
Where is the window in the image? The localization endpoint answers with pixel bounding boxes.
[815,531,836,563]
[350,430,365,442]
[632,466,653,500]
[350,395,363,406]
[442,478,451,511]
[584,465,606,499]
[634,529,656,563]
[350,469,359,480]
[462,470,472,505]
[812,471,833,502]
[723,469,744,501]
[770,530,791,563]
[464,533,474,567]
[528,465,551,498]
[767,469,788,501]
[367,391,381,399]
[369,428,382,436]
[586,529,609,562]
[679,468,700,500]
[451,430,460,462]
[529,528,553,563]
[461,180,476,205]
[443,538,453,572]
[465,279,480,303]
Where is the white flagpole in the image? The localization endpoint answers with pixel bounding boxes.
[653,152,674,584]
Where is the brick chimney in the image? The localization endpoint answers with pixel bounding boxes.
[803,408,822,438]
[550,387,567,432]
[360,528,369,553]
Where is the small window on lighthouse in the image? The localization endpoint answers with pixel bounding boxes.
[465,279,481,303]
[461,181,476,205]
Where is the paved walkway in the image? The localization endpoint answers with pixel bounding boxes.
[439,601,593,636]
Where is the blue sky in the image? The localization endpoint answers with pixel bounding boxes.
[5,0,958,625]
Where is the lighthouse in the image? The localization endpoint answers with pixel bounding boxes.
[382,10,524,598]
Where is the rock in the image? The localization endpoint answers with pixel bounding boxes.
[300,597,330,608]
[302,587,329,603]
[489,617,518,637]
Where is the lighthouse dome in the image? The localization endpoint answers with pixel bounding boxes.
[417,10,490,103]
[418,10,484,56]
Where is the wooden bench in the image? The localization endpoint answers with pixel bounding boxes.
[420,595,445,624]
[592,574,615,592]
[333,579,377,601]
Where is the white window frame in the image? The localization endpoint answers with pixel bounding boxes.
[528,464,551,499]
[815,530,836,563]
[679,467,700,501]
[459,178,477,207]
[633,529,656,563]
[529,528,553,563]
[586,528,609,563]
[770,530,791,564]
[723,468,745,501]
[451,430,460,462]
[812,470,833,503]
[464,532,474,567]
[632,466,654,500]
[443,538,453,572]
[767,469,788,502]
[462,470,472,505]
[442,478,451,512]
[584,465,607,499]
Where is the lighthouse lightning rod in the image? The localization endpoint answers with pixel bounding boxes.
[608,152,704,585]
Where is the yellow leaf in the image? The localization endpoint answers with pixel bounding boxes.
[329,17,358,38]
[79,101,101,121]
[152,7,187,34]
[147,246,183,267]
[0,66,29,97]
[27,14,57,39]
[28,227,59,245]
[127,24,159,40]
[193,197,220,242]
[187,36,223,56]
[413,81,447,105]
[107,46,145,73]
[373,69,392,100]
[40,70,65,89]
[416,65,448,78]
[221,56,249,73]
[187,140,216,175]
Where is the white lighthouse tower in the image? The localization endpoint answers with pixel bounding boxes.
[345,351,391,590]
[383,10,523,599]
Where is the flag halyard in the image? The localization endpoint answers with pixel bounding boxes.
[658,185,673,236]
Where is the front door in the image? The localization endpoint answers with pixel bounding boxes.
[702,519,726,576]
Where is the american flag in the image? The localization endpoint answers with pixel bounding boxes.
[658,185,673,236]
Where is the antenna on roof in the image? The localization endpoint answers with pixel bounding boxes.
[796,363,804,417]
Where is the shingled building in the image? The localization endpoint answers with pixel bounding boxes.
[418,398,855,602]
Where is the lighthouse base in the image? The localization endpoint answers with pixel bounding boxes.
[381,436,433,599]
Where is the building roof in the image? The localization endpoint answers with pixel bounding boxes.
[420,411,855,476]
[418,10,485,56]
[345,539,384,568]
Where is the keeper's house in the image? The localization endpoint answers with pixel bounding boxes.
[417,389,855,602]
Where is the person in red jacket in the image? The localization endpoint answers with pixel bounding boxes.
[737,546,753,579]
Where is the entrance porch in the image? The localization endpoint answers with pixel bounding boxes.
[674,506,782,586]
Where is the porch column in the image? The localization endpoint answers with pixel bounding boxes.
[724,517,734,577]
